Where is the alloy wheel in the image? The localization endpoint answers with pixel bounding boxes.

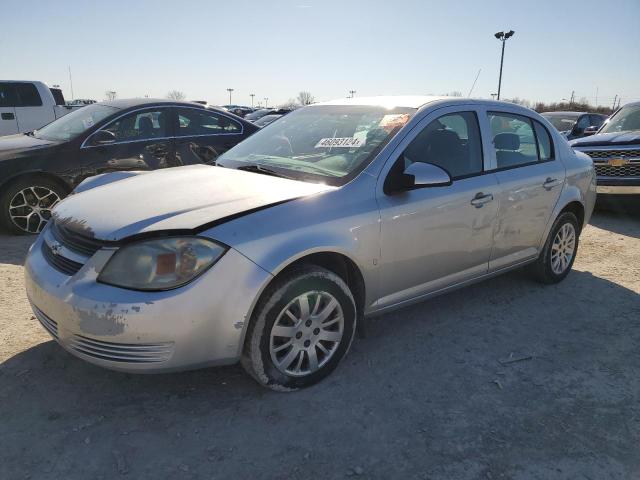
[9,186,61,234]
[550,223,576,275]
[269,291,344,377]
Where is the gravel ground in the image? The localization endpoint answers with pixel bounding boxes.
[1,197,639,480]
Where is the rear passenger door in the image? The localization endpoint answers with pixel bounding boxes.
[484,110,565,271]
[0,83,18,135]
[173,108,245,165]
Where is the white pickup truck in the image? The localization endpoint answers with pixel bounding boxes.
[0,81,79,136]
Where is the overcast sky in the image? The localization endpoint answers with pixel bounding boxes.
[2,0,639,107]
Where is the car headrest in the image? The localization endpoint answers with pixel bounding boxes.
[494,132,520,151]
[138,116,154,135]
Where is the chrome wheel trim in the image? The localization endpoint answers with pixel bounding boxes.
[8,186,61,234]
[550,222,576,275]
[269,291,344,377]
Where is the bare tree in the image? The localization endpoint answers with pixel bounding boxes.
[166,90,186,101]
[297,91,315,106]
[504,97,532,109]
[443,91,462,97]
[279,99,299,110]
[105,90,117,101]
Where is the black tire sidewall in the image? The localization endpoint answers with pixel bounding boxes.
[250,268,356,390]
[0,177,66,234]
[539,212,579,283]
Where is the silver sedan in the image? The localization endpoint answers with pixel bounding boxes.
[25,96,597,390]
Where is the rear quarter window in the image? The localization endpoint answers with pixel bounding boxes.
[533,121,554,161]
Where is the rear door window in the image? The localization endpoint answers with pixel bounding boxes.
[15,83,43,107]
[487,112,538,168]
[176,108,242,136]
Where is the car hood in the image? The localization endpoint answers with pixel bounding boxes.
[0,134,59,160]
[52,164,335,241]
[570,131,640,147]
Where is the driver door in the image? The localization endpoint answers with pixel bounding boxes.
[80,108,176,178]
[375,107,499,310]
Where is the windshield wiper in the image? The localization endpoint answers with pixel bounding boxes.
[236,164,295,180]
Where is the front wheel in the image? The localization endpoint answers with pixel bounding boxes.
[531,211,580,284]
[241,266,357,391]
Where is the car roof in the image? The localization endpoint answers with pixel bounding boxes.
[541,111,589,116]
[99,98,210,109]
[315,95,450,109]
[314,95,547,112]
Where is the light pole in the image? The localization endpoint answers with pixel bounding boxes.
[264,97,268,108]
[494,30,514,100]
[226,88,234,105]
[348,89,356,98]
[250,93,255,108]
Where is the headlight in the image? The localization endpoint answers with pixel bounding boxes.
[98,237,226,291]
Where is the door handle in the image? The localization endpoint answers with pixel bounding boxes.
[543,177,561,190]
[1,112,15,120]
[470,192,493,208]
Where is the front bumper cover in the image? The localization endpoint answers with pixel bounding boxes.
[25,234,272,373]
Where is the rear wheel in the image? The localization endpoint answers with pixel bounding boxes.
[531,211,579,284]
[241,266,357,391]
[0,177,66,234]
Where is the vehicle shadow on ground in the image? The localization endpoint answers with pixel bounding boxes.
[1,267,639,479]
[0,234,35,266]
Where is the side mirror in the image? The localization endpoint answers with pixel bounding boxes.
[583,126,598,136]
[405,162,451,187]
[571,123,583,136]
[90,130,116,146]
[386,162,451,194]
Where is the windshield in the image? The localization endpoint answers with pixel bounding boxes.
[33,104,118,141]
[600,104,640,134]
[217,105,415,186]
[542,114,580,132]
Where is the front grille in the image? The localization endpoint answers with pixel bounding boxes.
[32,304,58,340]
[68,335,174,363]
[594,163,640,177]
[41,241,83,275]
[51,222,107,257]
[583,149,640,160]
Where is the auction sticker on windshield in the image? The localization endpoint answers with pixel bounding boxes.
[315,137,364,148]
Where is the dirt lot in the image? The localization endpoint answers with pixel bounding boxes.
[1,198,639,480]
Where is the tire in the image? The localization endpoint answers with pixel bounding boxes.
[241,265,357,391]
[0,176,67,235]
[531,211,580,284]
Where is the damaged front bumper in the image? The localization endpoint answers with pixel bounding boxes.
[24,233,272,373]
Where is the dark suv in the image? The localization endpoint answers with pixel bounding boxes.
[541,111,608,140]
[570,101,640,194]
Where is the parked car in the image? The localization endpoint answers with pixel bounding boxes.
[0,98,258,234]
[541,111,607,140]
[244,108,277,122]
[67,99,97,106]
[253,114,282,127]
[222,105,254,117]
[0,80,79,136]
[570,101,640,194]
[24,96,596,390]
